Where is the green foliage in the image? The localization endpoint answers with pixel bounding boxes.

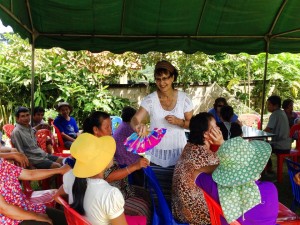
[0,34,131,126]
[1,33,300,125]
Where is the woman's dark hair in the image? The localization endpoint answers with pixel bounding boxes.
[213,97,228,110]
[220,105,234,122]
[121,106,136,122]
[154,60,179,81]
[282,99,293,109]
[267,95,281,108]
[70,177,87,215]
[82,111,110,134]
[188,112,214,145]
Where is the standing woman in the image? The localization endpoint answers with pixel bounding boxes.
[131,60,194,167]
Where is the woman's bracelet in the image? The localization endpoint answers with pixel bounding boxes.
[125,166,131,175]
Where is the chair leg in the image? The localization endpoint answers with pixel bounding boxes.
[277,155,283,183]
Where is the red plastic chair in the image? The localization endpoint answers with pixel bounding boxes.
[58,196,146,225]
[202,189,300,225]
[2,124,14,138]
[53,125,69,153]
[276,124,300,183]
[22,180,57,208]
[202,189,241,225]
[35,129,52,152]
[57,196,92,225]
[238,114,261,129]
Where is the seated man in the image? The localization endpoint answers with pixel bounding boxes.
[54,102,79,149]
[32,106,51,131]
[264,95,292,173]
[11,106,64,169]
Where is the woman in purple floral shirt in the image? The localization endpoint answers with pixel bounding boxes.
[0,158,70,225]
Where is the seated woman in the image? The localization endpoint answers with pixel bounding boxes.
[55,111,150,222]
[62,134,128,224]
[282,99,298,128]
[172,112,224,225]
[0,153,70,225]
[208,97,239,124]
[217,105,242,140]
[193,137,278,225]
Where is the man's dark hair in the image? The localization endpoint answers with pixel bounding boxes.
[121,106,136,122]
[33,106,45,116]
[15,106,29,117]
[267,95,281,108]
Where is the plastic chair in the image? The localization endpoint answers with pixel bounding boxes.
[35,128,52,152]
[57,196,92,225]
[110,116,122,135]
[2,124,14,138]
[238,114,261,129]
[22,180,57,208]
[143,166,188,225]
[53,124,69,153]
[202,188,300,225]
[290,124,300,150]
[286,158,300,212]
[277,124,300,183]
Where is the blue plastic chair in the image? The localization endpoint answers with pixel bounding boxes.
[286,158,300,212]
[110,116,122,135]
[143,166,189,225]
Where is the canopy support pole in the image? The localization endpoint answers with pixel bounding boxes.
[260,39,270,129]
[30,36,35,126]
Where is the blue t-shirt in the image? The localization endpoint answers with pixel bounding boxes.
[54,116,79,138]
[208,108,238,123]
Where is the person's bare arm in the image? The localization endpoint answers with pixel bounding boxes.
[19,164,70,181]
[0,152,29,168]
[106,158,149,182]
[111,213,128,225]
[54,185,68,204]
[0,194,53,224]
[61,133,75,142]
[130,106,149,136]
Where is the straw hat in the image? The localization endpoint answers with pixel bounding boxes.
[57,102,72,111]
[70,133,116,178]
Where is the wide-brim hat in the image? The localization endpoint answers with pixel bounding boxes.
[71,133,116,178]
[57,102,72,111]
[212,136,271,186]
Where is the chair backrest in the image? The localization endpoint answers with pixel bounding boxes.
[285,158,300,210]
[57,196,92,225]
[2,124,14,138]
[35,128,52,152]
[238,114,261,129]
[110,116,122,135]
[290,124,300,150]
[201,189,241,225]
[143,166,188,225]
[53,124,68,152]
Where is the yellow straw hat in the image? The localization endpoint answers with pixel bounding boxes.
[70,133,116,178]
